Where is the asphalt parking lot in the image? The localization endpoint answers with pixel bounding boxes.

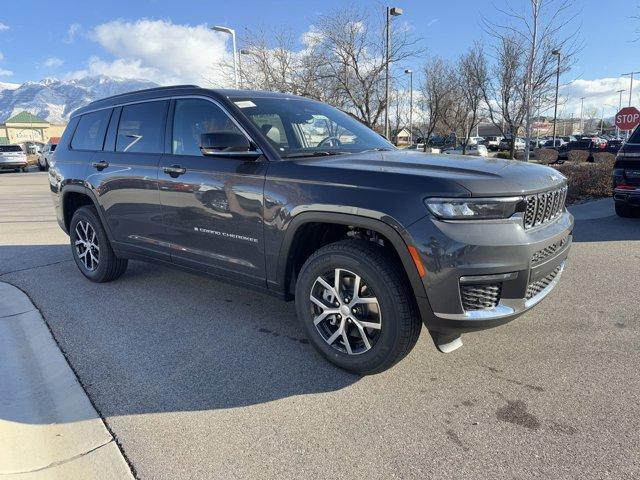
[1,169,639,480]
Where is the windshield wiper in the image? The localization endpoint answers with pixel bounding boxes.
[282,151,349,159]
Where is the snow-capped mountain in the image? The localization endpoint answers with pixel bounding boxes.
[0,76,159,123]
[0,81,20,92]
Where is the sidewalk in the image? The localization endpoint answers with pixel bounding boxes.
[0,282,133,480]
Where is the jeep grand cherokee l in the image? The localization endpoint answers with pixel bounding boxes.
[49,86,573,374]
[613,126,640,217]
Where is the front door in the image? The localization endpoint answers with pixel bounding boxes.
[158,98,268,286]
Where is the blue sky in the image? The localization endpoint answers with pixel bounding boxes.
[0,0,639,114]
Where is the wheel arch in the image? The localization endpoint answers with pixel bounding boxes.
[61,186,115,243]
[277,212,427,303]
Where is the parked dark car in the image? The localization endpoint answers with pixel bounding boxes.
[557,139,599,161]
[613,127,640,217]
[604,139,624,155]
[49,86,573,374]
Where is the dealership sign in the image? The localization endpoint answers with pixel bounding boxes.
[615,107,640,131]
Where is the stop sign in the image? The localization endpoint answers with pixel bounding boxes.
[615,107,640,131]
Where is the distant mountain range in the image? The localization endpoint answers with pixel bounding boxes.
[0,76,159,123]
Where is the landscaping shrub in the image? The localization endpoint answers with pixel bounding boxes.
[495,151,512,159]
[552,156,614,204]
[567,150,590,163]
[592,151,616,164]
[534,148,559,164]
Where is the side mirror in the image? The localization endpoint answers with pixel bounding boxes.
[200,132,262,159]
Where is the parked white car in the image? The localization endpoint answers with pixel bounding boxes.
[0,144,28,172]
[443,144,489,157]
[467,136,485,146]
[484,136,503,150]
[37,143,57,171]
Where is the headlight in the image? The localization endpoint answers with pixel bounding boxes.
[425,197,524,220]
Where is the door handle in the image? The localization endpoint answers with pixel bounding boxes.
[92,160,109,171]
[163,164,187,177]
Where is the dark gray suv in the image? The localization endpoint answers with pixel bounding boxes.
[49,86,573,374]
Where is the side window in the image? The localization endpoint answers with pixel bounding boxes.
[172,99,243,156]
[71,110,111,151]
[116,101,168,154]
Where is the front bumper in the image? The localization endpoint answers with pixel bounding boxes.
[407,210,573,334]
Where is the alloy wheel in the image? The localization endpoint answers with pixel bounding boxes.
[74,220,100,271]
[309,268,382,355]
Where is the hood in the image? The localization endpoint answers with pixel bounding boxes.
[299,150,566,196]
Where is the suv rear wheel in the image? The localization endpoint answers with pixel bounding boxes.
[69,205,128,282]
[295,240,421,374]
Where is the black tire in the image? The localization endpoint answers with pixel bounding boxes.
[69,205,128,282]
[615,202,640,218]
[38,162,45,171]
[21,167,28,172]
[295,240,421,375]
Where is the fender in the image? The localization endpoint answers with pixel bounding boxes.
[274,211,429,304]
[60,184,117,245]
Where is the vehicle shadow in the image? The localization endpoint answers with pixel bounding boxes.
[0,245,359,424]
[571,214,640,243]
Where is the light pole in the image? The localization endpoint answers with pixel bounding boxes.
[212,25,238,89]
[551,49,561,146]
[579,96,586,135]
[384,6,403,141]
[622,71,640,107]
[616,89,626,138]
[404,68,413,146]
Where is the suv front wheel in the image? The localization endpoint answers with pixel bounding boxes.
[69,205,128,282]
[295,240,421,374]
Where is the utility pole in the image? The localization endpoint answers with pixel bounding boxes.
[551,49,561,146]
[616,89,626,138]
[622,71,640,107]
[384,6,403,140]
[405,68,413,146]
[579,96,586,135]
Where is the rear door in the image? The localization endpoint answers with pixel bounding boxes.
[87,100,170,259]
[157,97,268,286]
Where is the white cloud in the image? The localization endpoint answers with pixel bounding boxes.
[0,52,3,62]
[0,23,9,31]
[72,19,232,86]
[43,57,64,68]
[559,77,640,118]
[0,68,13,76]
[64,23,81,44]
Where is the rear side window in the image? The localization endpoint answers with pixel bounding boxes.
[630,126,640,143]
[50,144,57,152]
[71,110,111,151]
[116,101,168,154]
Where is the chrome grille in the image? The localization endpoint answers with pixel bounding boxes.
[531,235,569,265]
[523,186,568,229]
[525,265,562,300]
[460,283,502,311]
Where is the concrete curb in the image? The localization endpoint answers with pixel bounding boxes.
[0,282,134,480]
[568,198,615,221]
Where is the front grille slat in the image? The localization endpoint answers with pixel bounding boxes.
[523,185,567,229]
[531,235,568,265]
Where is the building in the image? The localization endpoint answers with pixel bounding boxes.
[0,111,67,147]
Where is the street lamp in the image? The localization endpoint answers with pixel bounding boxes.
[551,49,561,146]
[616,89,626,138]
[579,96,586,135]
[212,25,238,89]
[384,6,403,140]
[405,68,413,146]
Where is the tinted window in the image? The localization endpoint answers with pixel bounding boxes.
[0,145,23,152]
[629,125,640,143]
[50,144,57,151]
[172,99,243,156]
[71,110,111,151]
[116,101,168,154]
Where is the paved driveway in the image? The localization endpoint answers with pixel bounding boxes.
[1,170,639,479]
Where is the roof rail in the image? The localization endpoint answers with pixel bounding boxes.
[94,84,200,103]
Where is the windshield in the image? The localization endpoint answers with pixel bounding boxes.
[0,145,23,153]
[230,96,394,158]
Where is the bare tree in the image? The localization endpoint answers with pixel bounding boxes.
[234,7,422,130]
[457,43,487,153]
[417,57,453,150]
[483,0,579,160]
